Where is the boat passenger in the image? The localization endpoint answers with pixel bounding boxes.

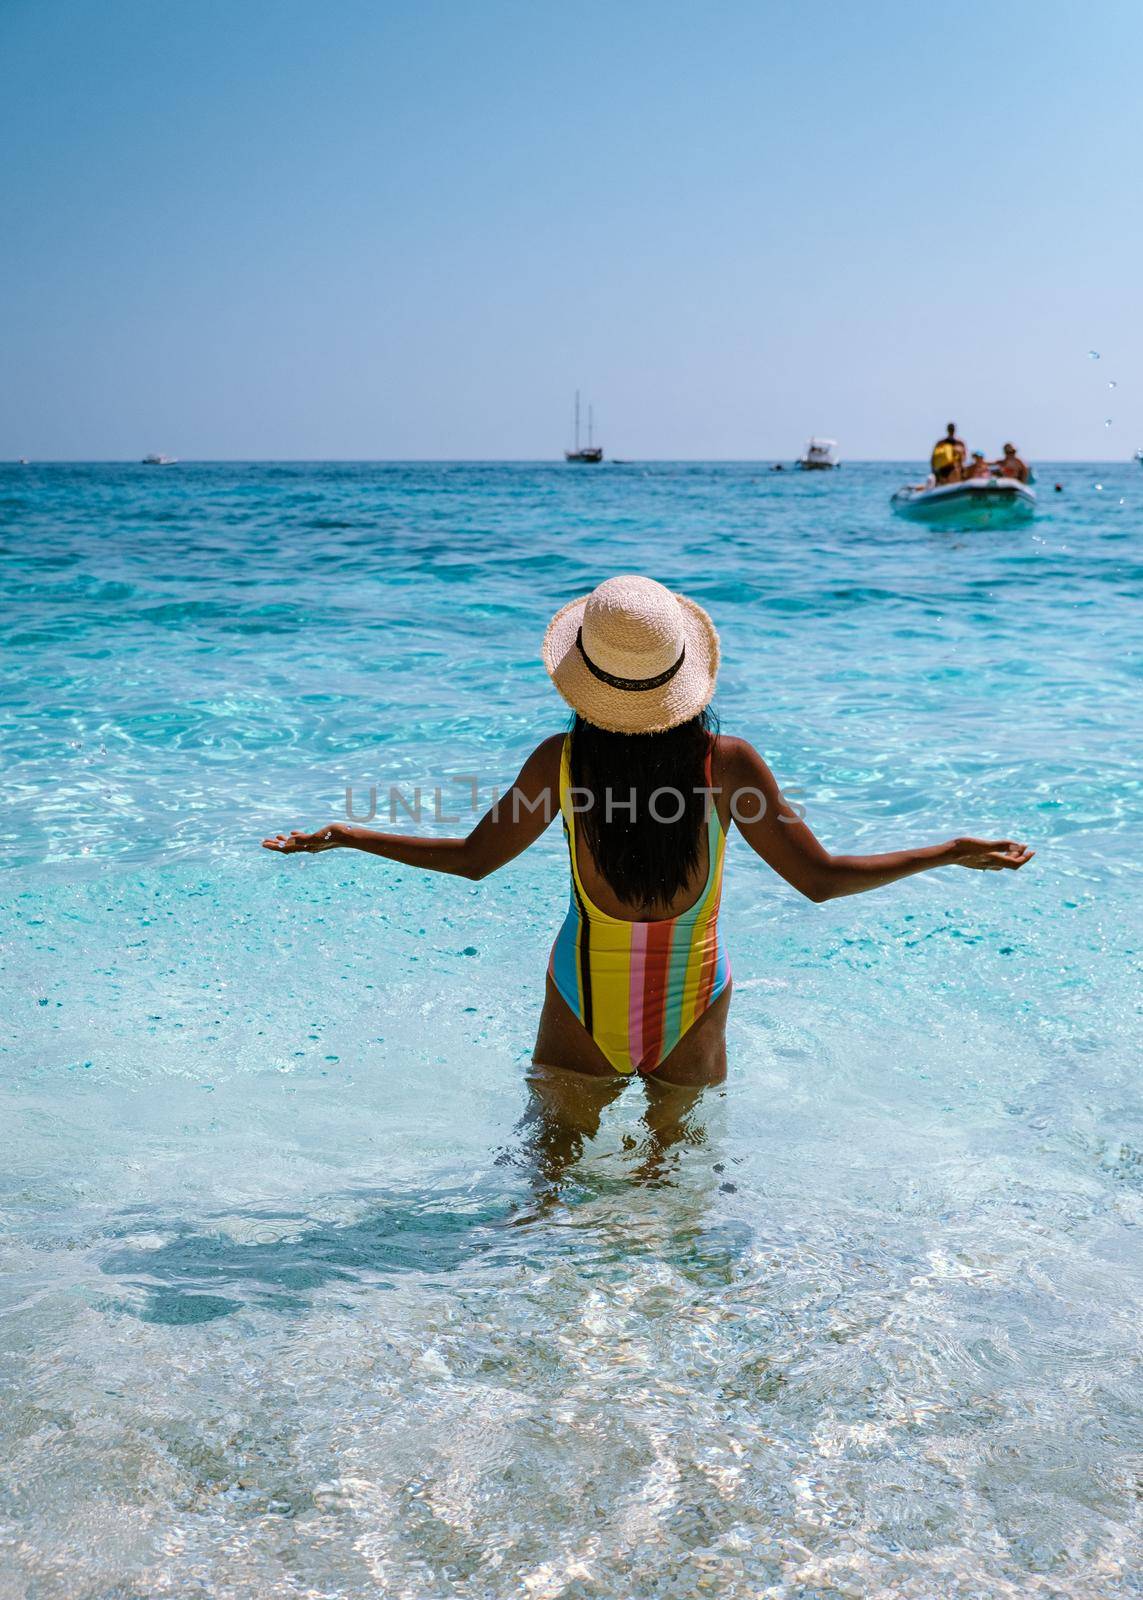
[930,423,967,484]
[965,451,992,480]
[994,443,1029,483]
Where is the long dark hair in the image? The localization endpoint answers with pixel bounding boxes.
[568,708,717,911]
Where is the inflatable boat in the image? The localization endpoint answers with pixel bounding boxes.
[891,477,1036,526]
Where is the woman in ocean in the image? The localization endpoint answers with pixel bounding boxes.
[264,576,1032,1099]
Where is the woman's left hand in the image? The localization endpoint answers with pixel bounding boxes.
[261,825,345,853]
[950,837,1035,871]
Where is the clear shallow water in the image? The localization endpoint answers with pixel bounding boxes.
[2,461,1141,1597]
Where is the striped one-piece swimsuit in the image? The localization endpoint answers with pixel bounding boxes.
[548,735,731,1075]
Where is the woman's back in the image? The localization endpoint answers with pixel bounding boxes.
[568,729,730,921]
[571,819,713,921]
[548,727,731,1077]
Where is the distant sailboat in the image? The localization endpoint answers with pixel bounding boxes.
[565,391,603,463]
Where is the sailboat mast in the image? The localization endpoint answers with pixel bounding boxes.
[574,390,581,453]
[588,405,593,448]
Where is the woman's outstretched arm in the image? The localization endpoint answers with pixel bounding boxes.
[722,737,1033,902]
[261,735,563,880]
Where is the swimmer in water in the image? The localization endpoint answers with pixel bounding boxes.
[264,576,1032,1106]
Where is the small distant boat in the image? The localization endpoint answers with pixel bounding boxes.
[565,391,603,463]
[142,453,178,465]
[1135,448,1143,465]
[795,438,839,470]
[892,477,1036,526]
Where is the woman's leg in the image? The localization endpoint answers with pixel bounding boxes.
[510,978,731,1195]
[633,1077,709,1182]
[516,1062,626,1188]
[500,979,627,1195]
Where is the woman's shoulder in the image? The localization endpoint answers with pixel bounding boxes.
[711,734,775,789]
[526,732,567,781]
[502,734,566,808]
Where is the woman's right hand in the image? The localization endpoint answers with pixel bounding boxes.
[950,837,1034,872]
[261,824,347,854]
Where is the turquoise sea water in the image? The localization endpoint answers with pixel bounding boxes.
[2,461,1141,1597]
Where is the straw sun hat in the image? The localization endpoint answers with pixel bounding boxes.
[542,575,720,734]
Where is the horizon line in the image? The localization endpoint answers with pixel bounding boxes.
[3,456,1139,467]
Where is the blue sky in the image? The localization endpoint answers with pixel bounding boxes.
[2,0,1140,460]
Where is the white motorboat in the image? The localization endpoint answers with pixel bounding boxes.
[891,477,1036,526]
[796,437,839,470]
[142,453,178,465]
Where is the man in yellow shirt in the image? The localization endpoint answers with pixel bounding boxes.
[930,422,967,483]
